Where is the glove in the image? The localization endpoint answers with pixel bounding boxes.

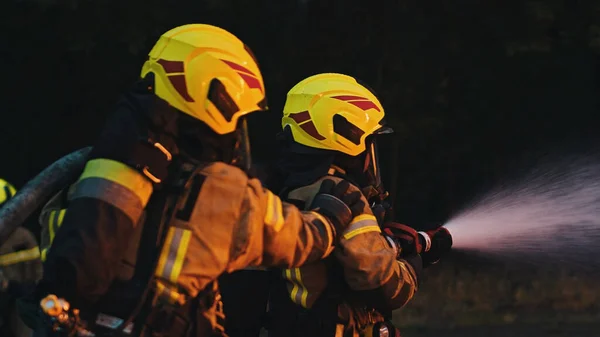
[370,202,387,226]
[382,222,422,258]
[382,222,423,286]
[419,227,452,267]
[310,179,369,234]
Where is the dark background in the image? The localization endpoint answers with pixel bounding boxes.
[2,0,600,335]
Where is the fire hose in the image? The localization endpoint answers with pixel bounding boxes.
[0,147,91,247]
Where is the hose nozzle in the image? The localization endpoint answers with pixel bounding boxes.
[416,226,453,265]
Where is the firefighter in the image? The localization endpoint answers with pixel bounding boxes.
[263,73,452,337]
[0,179,43,337]
[23,25,372,337]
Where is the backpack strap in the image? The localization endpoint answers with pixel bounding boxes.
[111,159,194,337]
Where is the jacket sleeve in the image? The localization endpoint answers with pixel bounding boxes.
[333,184,419,312]
[228,177,335,271]
[38,158,153,307]
[38,189,69,262]
[37,87,174,307]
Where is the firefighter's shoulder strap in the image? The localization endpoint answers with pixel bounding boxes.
[111,159,196,337]
[130,161,229,337]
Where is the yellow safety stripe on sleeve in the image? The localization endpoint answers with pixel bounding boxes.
[0,246,41,266]
[40,248,48,262]
[48,212,56,243]
[154,280,185,305]
[79,159,153,207]
[48,209,67,244]
[342,214,381,240]
[264,190,285,232]
[283,268,309,308]
[155,227,192,284]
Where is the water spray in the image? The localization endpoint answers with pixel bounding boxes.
[441,153,600,268]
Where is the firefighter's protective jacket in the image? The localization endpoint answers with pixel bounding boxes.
[36,158,336,333]
[272,175,418,336]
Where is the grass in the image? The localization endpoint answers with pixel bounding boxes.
[392,251,600,329]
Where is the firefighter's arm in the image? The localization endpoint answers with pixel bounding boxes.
[330,184,420,311]
[336,226,420,311]
[244,178,336,269]
[38,189,69,262]
[39,158,153,306]
[38,96,173,306]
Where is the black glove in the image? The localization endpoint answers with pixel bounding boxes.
[310,179,368,234]
[419,227,452,267]
[370,203,387,226]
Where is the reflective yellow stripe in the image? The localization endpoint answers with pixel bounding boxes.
[283,268,309,308]
[40,248,48,262]
[0,246,41,266]
[48,210,56,242]
[155,227,191,283]
[57,209,66,227]
[48,209,67,244]
[296,268,308,308]
[264,190,285,232]
[342,214,381,240]
[79,159,153,207]
[155,280,183,305]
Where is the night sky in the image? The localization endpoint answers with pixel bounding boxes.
[2,0,599,229]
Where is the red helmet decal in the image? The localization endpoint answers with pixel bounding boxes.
[331,95,381,112]
[290,110,325,140]
[157,59,195,102]
[220,59,263,93]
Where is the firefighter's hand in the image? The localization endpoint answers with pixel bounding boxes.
[420,227,452,267]
[382,222,422,257]
[310,179,369,234]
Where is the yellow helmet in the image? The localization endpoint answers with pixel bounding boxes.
[282,73,390,157]
[140,24,267,135]
[0,179,16,205]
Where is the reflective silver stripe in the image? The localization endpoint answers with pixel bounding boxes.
[71,177,144,224]
[384,235,399,257]
[155,227,191,284]
[342,214,380,240]
[418,231,432,252]
[162,228,184,279]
